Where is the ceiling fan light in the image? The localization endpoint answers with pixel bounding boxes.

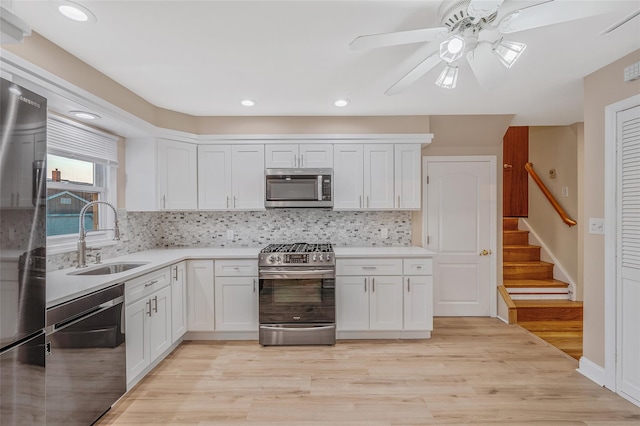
[435,65,459,89]
[439,35,465,63]
[493,40,526,68]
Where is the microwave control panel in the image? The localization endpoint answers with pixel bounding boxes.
[321,177,332,201]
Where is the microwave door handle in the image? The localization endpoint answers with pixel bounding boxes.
[318,175,322,201]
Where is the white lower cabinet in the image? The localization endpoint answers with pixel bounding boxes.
[125,268,172,384]
[336,275,403,331]
[187,260,215,331]
[170,261,187,342]
[214,260,258,332]
[403,275,433,331]
[336,257,433,335]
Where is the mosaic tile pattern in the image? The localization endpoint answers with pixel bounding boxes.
[47,209,412,270]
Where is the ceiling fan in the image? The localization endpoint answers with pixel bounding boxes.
[350,0,629,94]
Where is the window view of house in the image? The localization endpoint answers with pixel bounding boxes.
[46,154,103,237]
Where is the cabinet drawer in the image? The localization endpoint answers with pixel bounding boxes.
[215,259,258,277]
[336,258,402,276]
[125,267,171,304]
[403,258,433,275]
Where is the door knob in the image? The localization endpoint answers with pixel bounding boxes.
[479,249,492,256]
[503,164,513,170]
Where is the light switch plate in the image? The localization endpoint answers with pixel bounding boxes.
[380,228,389,239]
[589,218,604,235]
[561,187,569,197]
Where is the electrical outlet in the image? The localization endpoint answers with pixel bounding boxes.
[549,168,557,179]
[226,230,234,240]
[381,228,389,239]
[589,218,604,235]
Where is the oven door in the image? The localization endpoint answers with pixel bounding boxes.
[258,268,335,324]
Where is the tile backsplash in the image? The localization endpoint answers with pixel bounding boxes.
[46,209,412,270]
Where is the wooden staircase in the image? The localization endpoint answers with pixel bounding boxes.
[500,217,583,359]
[503,217,570,300]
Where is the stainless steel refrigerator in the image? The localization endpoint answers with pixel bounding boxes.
[0,77,47,425]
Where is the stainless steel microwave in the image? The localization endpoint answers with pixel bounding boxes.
[265,168,333,208]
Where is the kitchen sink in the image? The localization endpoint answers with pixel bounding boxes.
[68,262,150,276]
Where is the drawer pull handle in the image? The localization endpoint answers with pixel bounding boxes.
[416,265,423,269]
[253,278,256,293]
[364,278,367,292]
[372,278,375,292]
[362,266,377,270]
[146,300,152,317]
[407,278,411,292]
[153,296,158,313]
[144,280,159,288]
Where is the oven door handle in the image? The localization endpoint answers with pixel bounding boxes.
[260,325,336,332]
[259,269,335,279]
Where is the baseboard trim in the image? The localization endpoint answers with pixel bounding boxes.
[577,356,606,387]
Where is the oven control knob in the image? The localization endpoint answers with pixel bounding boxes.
[268,255,276,264]
[319,254,324,261]
[325,254,331,262]
[312,254,317,261]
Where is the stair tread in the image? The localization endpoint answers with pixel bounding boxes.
[504,261,554,266]
[504,245,541,249]
[514,300,583,308]
[517,320,583,332]
[504,279,568,288]
[503,230,529,233]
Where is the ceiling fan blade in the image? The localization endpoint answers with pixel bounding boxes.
[467,0,504,19]
[498,0,623,33]
[350,27,448,50]
[385,52,443,95]
[466,43,507,89]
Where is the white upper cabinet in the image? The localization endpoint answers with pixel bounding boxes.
[157,139,198,210]
[265,143,333,168]
[334,143,421,210]
[334,144,394,210]
[364,144,394,209]
[394,144,421,209]
[198,144,264,210]
[333,144,364,209]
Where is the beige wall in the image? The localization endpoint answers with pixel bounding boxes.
[582,49,640,366]
[528,125,579,295]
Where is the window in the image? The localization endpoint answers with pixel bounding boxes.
[46,155,106,237]
[46,115,119,252]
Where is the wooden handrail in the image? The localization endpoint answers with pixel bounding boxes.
[525,162,577,227]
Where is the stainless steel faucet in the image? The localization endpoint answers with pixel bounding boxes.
[77,201,120,268]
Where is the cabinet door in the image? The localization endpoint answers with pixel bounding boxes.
[395,144,421,209]
[299,144,333,168]
[149,285,172,361]
[157,139,197,210]
[171,262,187,342]
[214,276,258,331]
[198,145,232,210]
[125,296,150,382]
[231,145,265,210]
[369,275,403,330]
[265,144,297,168]
[333,144,364,209]
[125,138,157,211]
[187,260,215,331]
[364,144,394,209]
[336,276,369,331]
[403,275,433,331]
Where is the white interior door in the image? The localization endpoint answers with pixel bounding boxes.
[616,105,640,405]
[424,156,496,316]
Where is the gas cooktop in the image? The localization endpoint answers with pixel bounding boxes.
[259,243,334,267]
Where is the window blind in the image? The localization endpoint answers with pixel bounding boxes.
[47,115,119,166]
[620,106,640,270]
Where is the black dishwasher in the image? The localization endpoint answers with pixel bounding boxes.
[45,283,126,426]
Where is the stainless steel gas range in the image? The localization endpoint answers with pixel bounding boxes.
[258,243,336,346]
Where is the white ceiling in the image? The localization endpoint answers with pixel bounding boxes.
[8,0,640,126]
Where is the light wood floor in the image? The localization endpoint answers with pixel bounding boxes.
[98,318,640,425]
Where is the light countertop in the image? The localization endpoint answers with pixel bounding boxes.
[46,246,434,308]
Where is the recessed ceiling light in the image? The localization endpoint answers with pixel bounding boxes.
[55,1,97,23]
[70,111,100,120]
[241,99,255,107]
[334,99,350,107]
